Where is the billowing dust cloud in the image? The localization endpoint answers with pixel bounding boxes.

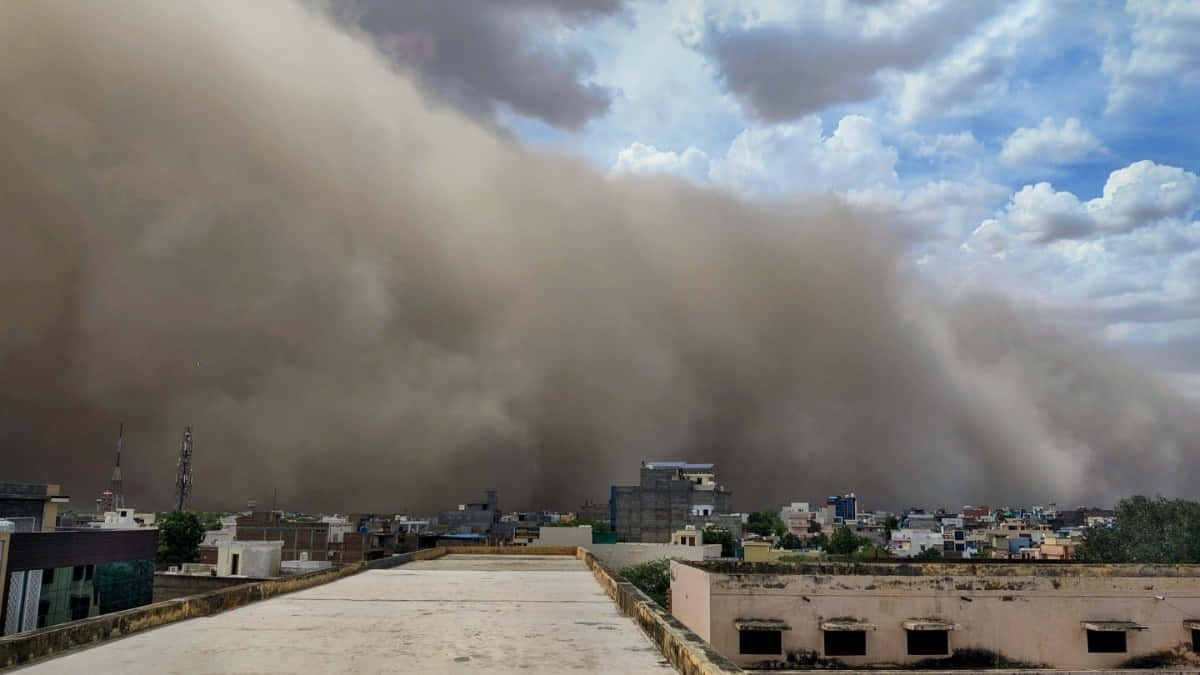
[0,2,1195,513]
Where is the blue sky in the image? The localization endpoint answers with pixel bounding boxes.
[356,0,1200,391]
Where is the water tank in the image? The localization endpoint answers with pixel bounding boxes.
[0,519,15,534]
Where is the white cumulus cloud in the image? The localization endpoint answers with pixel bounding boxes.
[1104,0,1200,113]
[709,114,899,194]
[971,160,1200,245]
[1000,117,1105,166]
[613,114,901,196]
[916,130,981,160]
[611,142,710,183]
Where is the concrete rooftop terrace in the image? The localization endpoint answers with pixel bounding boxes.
[16,555,676,674]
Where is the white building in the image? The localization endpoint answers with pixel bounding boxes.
[95,507,155,529]
[216,540,282,577]
[393,516,429,533]
[888,528,944,557]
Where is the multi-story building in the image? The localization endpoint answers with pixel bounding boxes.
[781,503,814,536]
[827,493,857,522]
[0,526,156,635]
[578,499,609,523]
[233,511,387,563]
[610,461,733,543]
[434,490,501,535]
[0,483,70,533]
[888,528,944,557]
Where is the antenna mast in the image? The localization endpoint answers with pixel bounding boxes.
[174,426,194,511]
[110,422,125,510]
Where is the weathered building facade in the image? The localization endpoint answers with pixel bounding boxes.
[1,529,156,635]
[0,483,69,533]
[672,560,1200,670]
[610,461,733,543]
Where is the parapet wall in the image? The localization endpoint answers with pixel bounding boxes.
[576,546,744,675]
[0,547,448,669]
[586,542,722,570]
[152,573,268,602]
[687,559,1200,578]
[430,545,579,556]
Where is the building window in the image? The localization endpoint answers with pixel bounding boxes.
[1192,629,1199,653]
[824,630,867,656]
[70,594,90,621]
[907,630,949,655]
[85,564,95,581]
[73,565,85,581]
[37,600,50,628]
[740,629,782,655]
[42,568,55,584]
[1087,630,1127,653]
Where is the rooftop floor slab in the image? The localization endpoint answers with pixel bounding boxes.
[16,555,676,674]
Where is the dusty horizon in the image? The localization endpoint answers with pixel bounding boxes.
[1,1,1197,516]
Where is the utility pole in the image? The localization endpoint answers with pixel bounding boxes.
[174,426,194,511]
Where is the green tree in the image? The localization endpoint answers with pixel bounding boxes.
[158,510,204,565]
[854,543,894,560]
[883,515,900,543]
[778,533,804,550]
[825,525,868,555]
[745,511,786,537]
[1076,496,1200,563]
[915,547,943,560]
[545,519,612,534]
[703,527,736,557]
[809,532,829,550]
[621,559,670,606]
[1075,523,1125,563]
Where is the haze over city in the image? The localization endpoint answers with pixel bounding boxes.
[2,0,1198,514]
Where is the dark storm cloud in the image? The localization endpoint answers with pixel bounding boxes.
[699,3,995,121]
[328,0,622,130]
[1,1,1198,515]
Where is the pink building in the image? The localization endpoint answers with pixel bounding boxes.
[671,559,1200,670]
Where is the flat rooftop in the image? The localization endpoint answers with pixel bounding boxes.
[682,559,1200,577]
[17,555,675,674]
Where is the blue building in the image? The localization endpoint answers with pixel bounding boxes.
[827,493,857,522]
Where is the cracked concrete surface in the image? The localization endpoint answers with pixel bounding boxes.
[17,555,677,674]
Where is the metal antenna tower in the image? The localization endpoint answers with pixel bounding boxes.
[174,426,194,511]
[110,422,125,510]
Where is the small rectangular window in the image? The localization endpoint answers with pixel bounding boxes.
[85,564,95,581]
[73,565,85,581]
[824,630,867,656]
[907,630,949,655]
[42,568,55,584]
[1087,630,1126,653]
[70,594,90,621]
[740,629,782,655]
[1192,629,1199,653]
